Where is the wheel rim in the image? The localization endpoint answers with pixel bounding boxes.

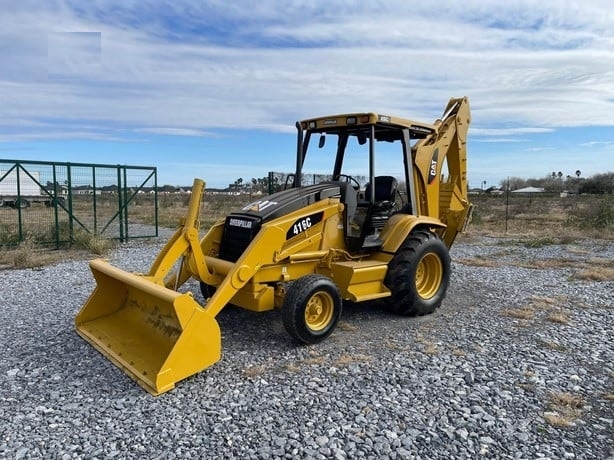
[304,291,334,331]
[415,253,443,299]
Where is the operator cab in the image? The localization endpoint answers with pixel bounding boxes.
[295,113,436,251]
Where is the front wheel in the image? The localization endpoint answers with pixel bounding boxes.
[282,275,342,344]
[384,230,451,316]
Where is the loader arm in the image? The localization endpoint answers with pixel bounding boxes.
[412,97,472,247]
[147,178,214,286]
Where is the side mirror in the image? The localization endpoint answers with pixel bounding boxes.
[357,132,367,145]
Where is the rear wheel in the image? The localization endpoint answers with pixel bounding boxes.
[282,275,342,344]
[384,229,450,316]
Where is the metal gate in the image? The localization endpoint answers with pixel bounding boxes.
[0,160,158,247]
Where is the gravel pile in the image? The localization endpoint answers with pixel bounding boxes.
[1,235,612,459]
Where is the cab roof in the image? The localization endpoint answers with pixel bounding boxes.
[300,112,437,140]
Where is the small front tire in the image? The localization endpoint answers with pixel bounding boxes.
[282,275,342,344]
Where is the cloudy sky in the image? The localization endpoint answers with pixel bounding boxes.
[1,0,613,188]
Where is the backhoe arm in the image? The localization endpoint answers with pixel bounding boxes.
[412,97,472,247]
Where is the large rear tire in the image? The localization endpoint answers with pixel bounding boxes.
[384,229,451,316]
[282,275,342,344]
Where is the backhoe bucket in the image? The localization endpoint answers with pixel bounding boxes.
[75,259,221,395]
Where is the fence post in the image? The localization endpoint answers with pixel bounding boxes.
[117,166,124,243]
[92,166,98,235]
[154,168,159,237]
[16,163,24,242]
[67,164,74,243]
[52,164,60,249]
[123,166,129,240]
[505,177,510,233]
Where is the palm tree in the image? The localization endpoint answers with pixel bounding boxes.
[557,171,563,179]
[575,170,581,178]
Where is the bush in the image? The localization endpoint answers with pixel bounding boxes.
[594,198,614,228]
[579,173,614,195]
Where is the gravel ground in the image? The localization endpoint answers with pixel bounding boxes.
[1,234,612,459]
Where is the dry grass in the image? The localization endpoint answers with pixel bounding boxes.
[413,333,440,355]
[423,343,439,355]
[333,353,372,366]
[543,412,575,428]
[528,295,562,309]
[504,296,574,327]
[536,338,566,351]
[71,231,114,255]
[242,364,266,378]
[450,347,466,357]
[467,194,614,240]
[0,230,115,270]
[543,391,585,428]
[456,257,498,267]
[520,258,581,270]
[284,362,300,373]
[383,340,411,352]
[302,350,327,365]
[337,322,358,332]
[502,307,535,320]
[1,237,56,269]
[546,311,571,325]
[572,267,614,281]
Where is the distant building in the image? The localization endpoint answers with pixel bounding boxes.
[511,186,545,194]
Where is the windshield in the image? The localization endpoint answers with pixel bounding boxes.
[299,126,409,197]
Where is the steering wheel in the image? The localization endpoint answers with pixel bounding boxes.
[338,174,361,191]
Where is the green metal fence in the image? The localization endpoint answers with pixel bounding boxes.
[0,160,158,247]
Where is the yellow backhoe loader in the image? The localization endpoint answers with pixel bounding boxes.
[76,97,472,395]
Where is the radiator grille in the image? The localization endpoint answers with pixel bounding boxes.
[218,215,262,262]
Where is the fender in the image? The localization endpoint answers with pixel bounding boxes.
[379,213,446,253]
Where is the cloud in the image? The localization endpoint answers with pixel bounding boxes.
[471,127,554,136]
[135,127,216,137]
[580,140,613,147]
[48,32,101,80]
[1,0,613,147]
[523,146,556,152]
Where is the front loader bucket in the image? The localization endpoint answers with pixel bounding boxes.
[75,259,221,395]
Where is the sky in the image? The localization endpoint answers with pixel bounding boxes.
[1,0,613,189]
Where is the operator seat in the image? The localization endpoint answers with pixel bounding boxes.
[364,176,397,207]
[360,176,398,230]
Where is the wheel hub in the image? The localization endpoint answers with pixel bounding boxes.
[304,293,334,331]
[415,253,443,299]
